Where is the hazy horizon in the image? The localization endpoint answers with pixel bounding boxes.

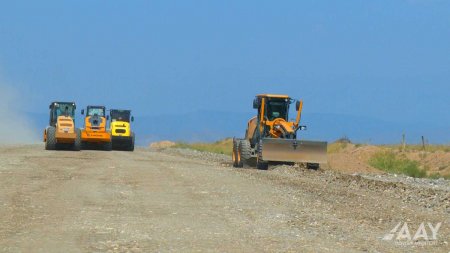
[0,1,449,144]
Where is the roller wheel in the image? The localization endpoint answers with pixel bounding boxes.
[256,141,269,170]
[127,133,135,151]
[45,127,57,150]
[81,141,88,150]
[104,141,112,151]
[72,128,81,151]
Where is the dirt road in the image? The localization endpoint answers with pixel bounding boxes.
[0,145,448,252]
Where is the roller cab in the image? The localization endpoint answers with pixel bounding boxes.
[110,109,135,151]
[80,106,112,150]
[44,102,81,151]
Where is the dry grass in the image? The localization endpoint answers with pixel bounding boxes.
[327,142,348,153]
[384,144,450,153]
[174,138,449,179]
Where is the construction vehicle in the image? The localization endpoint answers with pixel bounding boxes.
[44,102,81,151]
[232,94,327,170]
[109,109,135,151]
[80,105,112,151]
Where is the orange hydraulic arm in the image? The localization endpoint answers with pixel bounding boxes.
[295,100,303,127]
[259,97,266,133]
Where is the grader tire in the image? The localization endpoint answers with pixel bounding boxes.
[256,141,269,170]
[238,140,252,168]
[232,139,240,168]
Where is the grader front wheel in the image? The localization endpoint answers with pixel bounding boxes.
[232,139,242,168]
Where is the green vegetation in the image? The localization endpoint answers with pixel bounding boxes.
[428,173,450,180]
[174,138,233,155]
[369,151,427,178]
[173,138,450,180]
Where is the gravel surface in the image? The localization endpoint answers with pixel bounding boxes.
[0,145,448,252]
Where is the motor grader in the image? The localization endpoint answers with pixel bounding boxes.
[43,102,81,151]
[233,94,327,170]
[80,105,112,150]
[109,109,135,151]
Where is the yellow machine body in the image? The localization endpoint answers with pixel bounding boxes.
[111,121,131,138]
[44,101,81,151]
[81,116,111,142]
[233,94,327,169]
[81,106,111,144]
[109,109,135,151]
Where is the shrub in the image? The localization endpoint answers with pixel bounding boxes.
[369,151,427,178]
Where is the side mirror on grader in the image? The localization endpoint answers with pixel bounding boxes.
[253,98,260,109]
[232,94,327,170]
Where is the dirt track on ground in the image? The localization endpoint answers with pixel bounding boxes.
[0,145,448,252]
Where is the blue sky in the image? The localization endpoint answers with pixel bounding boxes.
[0,1,449,140]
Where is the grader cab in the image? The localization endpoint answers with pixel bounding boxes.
[233,94,327,170]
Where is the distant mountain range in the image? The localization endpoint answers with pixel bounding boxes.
[27,111,450,146]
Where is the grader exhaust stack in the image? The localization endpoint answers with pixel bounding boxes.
[232,94,327,170]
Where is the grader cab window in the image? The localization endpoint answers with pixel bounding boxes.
[266,99,289,121]
[110,110,131,122]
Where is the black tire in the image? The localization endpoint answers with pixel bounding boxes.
[232,138,240,168]
[256,141,269,170]
[238,140,251,168]
[239,140,252,161]
[72,128,81,151]
[127,133,135,151]
[45,127,57,150]
[307,163,320,170]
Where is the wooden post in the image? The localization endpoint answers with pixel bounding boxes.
[402,133,406,152]
[421,136,426,151]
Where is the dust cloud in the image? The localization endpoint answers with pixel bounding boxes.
[0,82,39,144]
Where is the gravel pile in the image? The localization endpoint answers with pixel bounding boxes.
[159,147,450,214]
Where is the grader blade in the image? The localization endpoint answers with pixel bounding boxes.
[261,138,327,164]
